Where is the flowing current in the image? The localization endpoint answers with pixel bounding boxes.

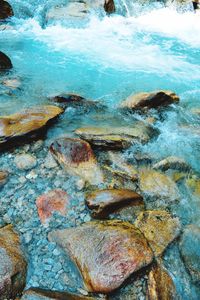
[0,0,200,299]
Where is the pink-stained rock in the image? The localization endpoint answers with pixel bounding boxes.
[36,190,70,224]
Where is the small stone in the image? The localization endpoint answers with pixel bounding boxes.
[14,154,37,170]
[0,170,8,188]
[26,170,37,180]
[44,152,58,169]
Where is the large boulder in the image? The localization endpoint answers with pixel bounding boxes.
[36,189,70,224]
[0,106,63,150]
[147,264,177,300]
[48,220,153,293]
[50,138,104,185]
[179,224,200,283]
[0,51,13,70]
[86,189,144,218]
[0,225,27,299]
[135,210,181,257]
[0,1,14,20]
[120,90,179,110]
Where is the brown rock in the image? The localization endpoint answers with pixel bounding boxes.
[86,189,144,218]
[36,190,70,224]
[147,264,177,300]
[50,138,104,185]
[48,220,154,293]
[104,0,115,13]
[51,93,85,104]
[179,224,200,283]
[0,170,8,188]
[0,105,63,150]
[120,90,179,110]
[22,287,106,300]
[0,225,27,299]
[0,51,13,70]
[135,210,181,257]
[139,169,180,203]
[0,1,14,20]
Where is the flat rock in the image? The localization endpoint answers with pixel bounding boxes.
[0,51,13,70]
[0,225,27,299]
[36,189,70,224]
[75,122,155,149]
[50,137,104,185]
[179,224,200,283]
[139,168,180,203]
[0,1,14,20]
[120,90,179,110]
[22,288,107,300]
[0,170,8,188]
[0,105,63,150]
[14,153,37,170]
[152,156,190,172]
[86,189,144,218]
[147,264,177,300]
[135,210,181,257]
[49,220,154,293]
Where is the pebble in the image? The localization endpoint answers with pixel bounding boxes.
[14,153,37,170]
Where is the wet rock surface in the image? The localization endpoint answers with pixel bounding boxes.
[0,0,14,20]
[120,90,179,110]
[135,210,181,257]
[86,189,144,218]
[0,170,8,188]
[152,156,190,172]
[0,51,13,70]
[14,154,37,170]
[179,224,200,283]
[49,220,154,293]
[0,225,27,300]
[50,137,104,185]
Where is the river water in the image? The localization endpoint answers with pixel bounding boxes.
[0,0,200,299]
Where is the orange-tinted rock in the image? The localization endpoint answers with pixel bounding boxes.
[0,51,12,70]
[135,210,181,257]
[48,220,153,293]
[0,1,14,20]
[104,0,115,13]
[0,106,63,149]
[120,90,179,110]
[0,225,27,299]
[0,170,8,188]
[36,189,69,224]
[147,264,177,300]
[50,138,104,185]
[22,287,107,300]
[86,189,144,218]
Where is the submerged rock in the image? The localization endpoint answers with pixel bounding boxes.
[0,0,14,20]
[120,90,179,110]
[49,220,153,293]
[0,170,8,188]
[51,93,86,105]
[50,138,104,185]
[22,288,107,300]
[179,224,200,283]
[36,189,70,224]
[14,153,37,170]
[139,169,180,203]
[0,225,27,299]
[0,51,13,70]
[0,105,63,150]
[147,264,177,300]
[86,189,144,218]
[135,210,181,257]
[152,156,190,172]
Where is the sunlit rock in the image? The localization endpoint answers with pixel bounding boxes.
[36,189,70,224]
[147,264,177,300]
[0,225,27,299]
[0,51,13,70]
[86,189,144,218]
[0,0,14,20]
[49,220,153,293]
[50,138,104,185]
[14,153,37,170]
[179,224,200,283]
[152,156,190,172]
[0,170,8,188]
[120,90,179,110]
[135,210,181,257]
[185,176,200,196]
[0,105,63,149]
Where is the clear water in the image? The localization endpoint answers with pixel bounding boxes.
[1,0,200,298]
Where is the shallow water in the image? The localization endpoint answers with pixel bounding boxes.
[1,0,200,299]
